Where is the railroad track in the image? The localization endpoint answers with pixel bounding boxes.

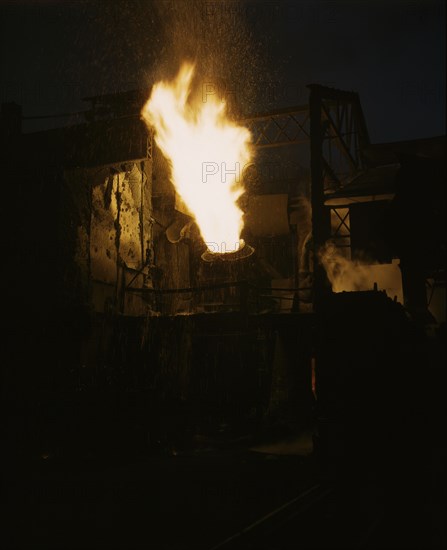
[209,483,335,550]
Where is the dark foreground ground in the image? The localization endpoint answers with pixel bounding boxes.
[5,432,314,550]
[4,424,446,550]
[4,301,445,549]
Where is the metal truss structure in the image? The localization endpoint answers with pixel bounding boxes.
[240,105,310,149]
[239,86,370,307]
[308,85,370,305]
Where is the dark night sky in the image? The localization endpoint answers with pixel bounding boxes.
[1,0,445,142]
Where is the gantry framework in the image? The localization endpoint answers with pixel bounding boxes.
[239,85,371,308]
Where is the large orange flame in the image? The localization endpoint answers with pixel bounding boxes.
[141,63,252,253]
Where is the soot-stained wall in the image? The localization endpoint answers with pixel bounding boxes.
[64,161,153,317]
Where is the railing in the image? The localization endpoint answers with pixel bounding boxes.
[125,280,313,315]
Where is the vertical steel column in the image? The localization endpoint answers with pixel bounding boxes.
[309,85,331,312]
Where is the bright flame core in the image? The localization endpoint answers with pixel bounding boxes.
[141,63,252,253]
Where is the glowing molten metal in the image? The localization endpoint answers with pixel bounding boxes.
[141,63,252,254]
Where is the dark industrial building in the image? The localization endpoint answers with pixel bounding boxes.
[3,80,446,549]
